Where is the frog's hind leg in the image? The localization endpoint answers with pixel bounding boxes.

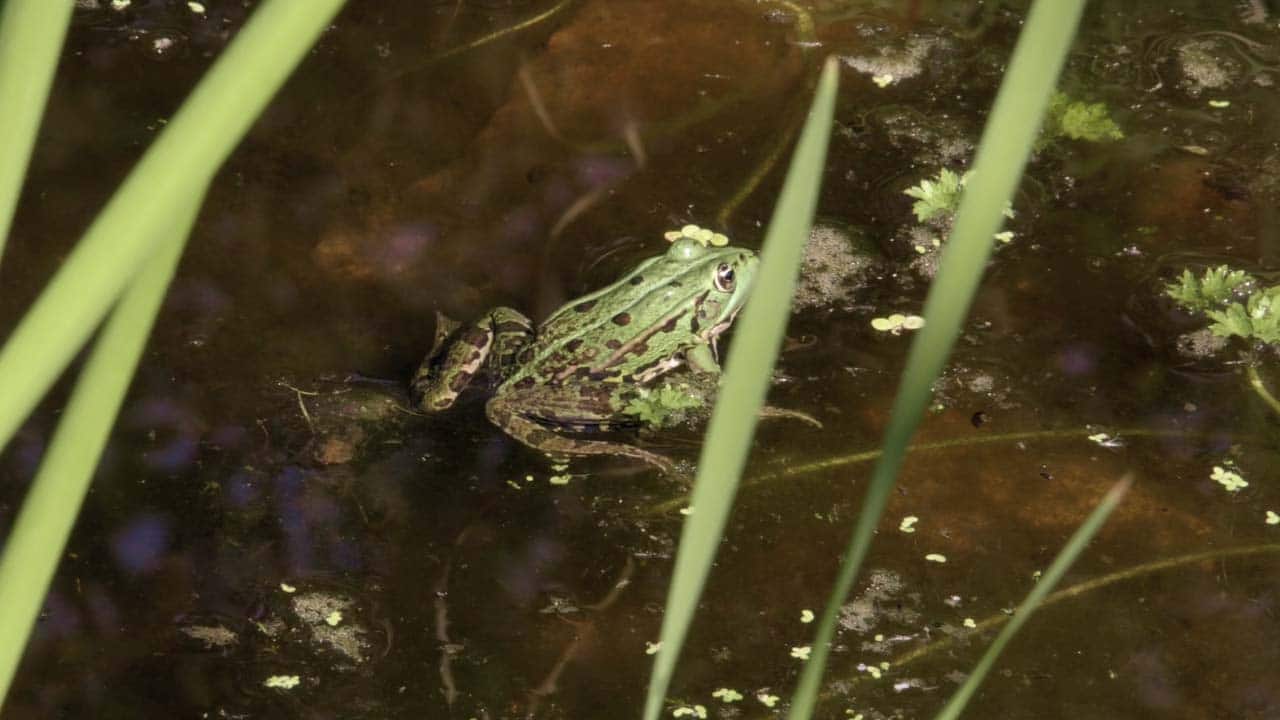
[486,399,675,473]
[413,308,532,411]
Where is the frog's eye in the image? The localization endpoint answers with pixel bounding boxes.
[713,263,736,292]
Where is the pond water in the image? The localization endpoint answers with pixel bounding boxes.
[3,0,1280,718]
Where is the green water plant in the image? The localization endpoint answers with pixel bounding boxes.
[1167,265,1280,344]
[0,1,73,260]
[905,168,968,223]
[0,0,349,707]
[1166,264,1280,415]
[1039,90,1124,146]
[645,2,1105,719]
[792,1,1091,717]
[641,56,839,720]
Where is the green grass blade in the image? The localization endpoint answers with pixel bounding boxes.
[0,0,73,261]
[0,0,348,455]
[0,197,195,707]
[641,56,839,720]
[787,2,1086,717]
[934,478,1131,720]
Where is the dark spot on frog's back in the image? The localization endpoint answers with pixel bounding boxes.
[605,339,622,350]
[573,300,596,313]
[612,312,631,326]
[629,275,645,285]
[565,338,584,352]
[463,328,489,348]
[661,316,679,332]
[450,371,473,392]
[513,376,537,390]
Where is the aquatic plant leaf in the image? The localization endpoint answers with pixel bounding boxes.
[904,168,967,223]
[1166,265,1254,313]
[1206,285,1280,344]
[787,2,1088,718]
[641,57,838,720]
[622,383,706,428]
[1039,90,1124,147]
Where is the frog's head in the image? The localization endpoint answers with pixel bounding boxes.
[665,237,759,344]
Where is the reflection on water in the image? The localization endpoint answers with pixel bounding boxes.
[2,0,1280,717]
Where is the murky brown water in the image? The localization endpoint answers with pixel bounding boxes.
[3,0,1280,718]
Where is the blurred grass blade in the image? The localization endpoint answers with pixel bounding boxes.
[0,0,348,455]
[0,0,73,260]
[788,2,1086,718]
[0,198,195,706]
[642,57,839,720]
[935,478,1131,720]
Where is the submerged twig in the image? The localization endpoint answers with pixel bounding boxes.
[644,427,1217,515]
[834,542,1280,697]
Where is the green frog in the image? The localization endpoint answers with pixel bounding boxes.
[412,236,758,472]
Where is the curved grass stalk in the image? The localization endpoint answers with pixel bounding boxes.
[932,477,1130,720]
[832,541,1280,700]
[0,203,193,706]
[0,0,349,706]
[787,2,1087,717]
[641,57,839,720]
[645,427,1204,515]
[1246,364,1280,416]
[0,0,349,455]
[0,0,73,260]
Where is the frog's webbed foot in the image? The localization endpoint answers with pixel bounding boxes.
[487,402,675,474]
[759,406,823,428]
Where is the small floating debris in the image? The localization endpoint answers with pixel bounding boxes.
[963,617,977,629]
[924,553,947,563]
[645,641,662,655]
[1265,510,1278,525]
[790,645,812,660]
[800,609,815,623]
[663,224,728,247]
[712,688,743,703]
[1087,432,1124,448]
[1208,99,1231,108]
[872,74,894,87]
[756,692,780,707]
[672,705,707,718]
[871,314,925,334]
[280,582,296,594]
[264,675,301,690]
[898,516,919,533]
[1211,465,1248,492]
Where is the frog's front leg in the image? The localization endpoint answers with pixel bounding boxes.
[485,393,675,473]
[685,343,721,374]
[412,307,532,411]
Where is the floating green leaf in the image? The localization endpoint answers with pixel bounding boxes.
[904,168,968,223]
[1165,265,1254,313]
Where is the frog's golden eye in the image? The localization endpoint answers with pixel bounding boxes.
[713,263,736,292]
